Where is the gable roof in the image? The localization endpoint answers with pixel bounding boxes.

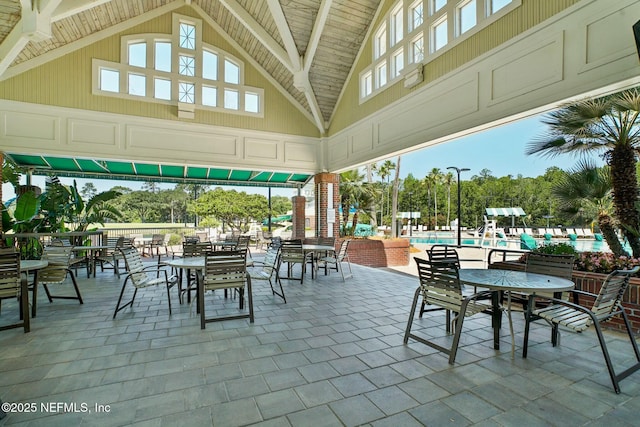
[0,0,381,133]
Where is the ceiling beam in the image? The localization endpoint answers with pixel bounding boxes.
[217,0,293,73]
[0,0,62,77]
[303,0,333,73]
[266,0,301,70]
[192,3,318,130]
[267,0,325,133]
[52,0,112,21]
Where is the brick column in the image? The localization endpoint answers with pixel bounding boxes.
[291,195,306,240]
[314,173,340,238]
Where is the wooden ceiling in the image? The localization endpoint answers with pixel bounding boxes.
[0,0,381,132]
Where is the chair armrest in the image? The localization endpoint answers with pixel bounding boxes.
[466,290,494,302]
[529,294,591,313]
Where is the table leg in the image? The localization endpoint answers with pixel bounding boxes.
[492,291,502,350]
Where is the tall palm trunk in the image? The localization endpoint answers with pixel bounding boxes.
[598,213,626,257]
[446,185,451,228]
[391,157,401,237]
[366,164,377,227]
[609,145,640,256]
[433,190,438,229]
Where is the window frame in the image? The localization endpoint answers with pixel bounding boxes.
[359,0,521,103]
[92,13,264,117]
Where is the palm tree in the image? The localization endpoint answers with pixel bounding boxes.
[526,89,640,257]
[391,156,402,237]
[339,169,378,234]
[426,168,442,228]
[375,160,396,225]
[552,161,626,256]
[443,172,455,228]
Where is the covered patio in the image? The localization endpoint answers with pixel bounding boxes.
[1,252,639,425]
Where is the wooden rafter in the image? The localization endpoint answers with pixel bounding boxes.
[267,0,325,133]
[218,0,293,73]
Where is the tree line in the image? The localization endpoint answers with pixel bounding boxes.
[341,88,640,258]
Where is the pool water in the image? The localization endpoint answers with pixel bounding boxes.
[409,236,615,253]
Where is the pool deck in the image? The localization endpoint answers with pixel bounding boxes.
[2,249,640,426]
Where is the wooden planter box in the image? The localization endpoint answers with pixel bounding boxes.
[489,261,640,333]
[341,238,410,267]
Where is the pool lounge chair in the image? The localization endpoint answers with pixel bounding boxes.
[552,228,564,237]
[575,228,586,237]
[583,228,594,238]
[520,233,538,250]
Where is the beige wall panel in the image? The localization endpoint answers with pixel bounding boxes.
[583,4,638,71]
[4,111,59,143]
[378,76,479,145]
[126,125,240,160]
[284,142,317,165]
[68,119,119,148]
[245,138,279,162]
[350,125,374,156]
[490,33,564,104]
[0,100,321,173]
[328,137,349,164]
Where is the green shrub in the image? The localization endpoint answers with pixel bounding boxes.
[532,242,577,255]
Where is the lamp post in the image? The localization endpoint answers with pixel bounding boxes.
[447,166,470,247]
[408,192,413,237]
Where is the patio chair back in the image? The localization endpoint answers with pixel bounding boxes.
[39,246,73,283]
[525,252,574,280]
[525,252,575,302]
[0,248,21,299]
[235,235,251,251]
[317,239,352,281]
[318,237,336,248]
[35,246,83,317]
[114,247,176,318]
[0,248,29,333]
[250,246,285,302]
[524,266,640,393]
[404,257,492,364]
[202,250,248,292]
[270,236,282,249]
[198,249,253,328]
[183,241,211,257]
[279,239,306,283]
[427,245,460,268]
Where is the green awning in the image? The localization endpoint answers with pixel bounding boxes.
[6,153,313,188]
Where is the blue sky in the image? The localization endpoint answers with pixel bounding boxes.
[399,114,603,180]
[3,114,601,201]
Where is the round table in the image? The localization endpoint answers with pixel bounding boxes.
[20,260,48,272]
[459,268,574,353]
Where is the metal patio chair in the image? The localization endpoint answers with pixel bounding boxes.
[197,249,253,329]
[317,239,352,281]
[404,257,492,364]
[32,246,83,318]
[248,246,285,303]
[0,248,29,333]
[523,266,640,394]
[113,247,177,318]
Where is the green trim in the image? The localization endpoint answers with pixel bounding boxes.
[7,153,311,188]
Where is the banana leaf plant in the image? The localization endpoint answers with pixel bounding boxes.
[2,190,45,258]
[3,178,122,256]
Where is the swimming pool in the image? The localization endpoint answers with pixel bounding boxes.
[408,236,616,253]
